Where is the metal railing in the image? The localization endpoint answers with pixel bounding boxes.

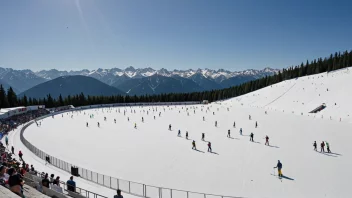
[20,121,107,198]
[20,109,244,198]
[24,171,108,198]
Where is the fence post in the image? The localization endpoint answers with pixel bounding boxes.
[117,178,119,189]
[170,189,172,198]
[103,175,105,186]
[91,171,93,182]
[187,191,189,198]
[204,193,205,198]
[129,181,131,193]
[110,177,111,188]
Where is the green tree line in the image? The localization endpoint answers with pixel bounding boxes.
[0,50,352,108]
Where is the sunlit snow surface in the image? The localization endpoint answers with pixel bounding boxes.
[6,67,352,198]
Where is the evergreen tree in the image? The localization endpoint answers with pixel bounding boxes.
[7,87,18,107]
[0,85,9,108]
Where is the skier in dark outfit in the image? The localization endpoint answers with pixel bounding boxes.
[233,121,235,128]
[186,132,188,139]
[320,141,325,152]
[207,142,212,152]
[250,133,254,142]
[227,130,231,138]
[313,141,317,151]
[265,136,269,145]
[192,141,196,150]
[255,121,258,128]
[274,160,283,177]
[202,133,205,141]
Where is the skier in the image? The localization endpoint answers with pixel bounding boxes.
[128,117,129,121]
[186,131,189,139]
[233,121,235,128]
[114,119,116,123]
[154,116,155,120]
[86,122,88,127]
[215,121,217,127]
[313,141,317,151]
[169,124,172,131]
[11,146,14,154]
[45,156,51,165]
[326,141,331,153]
[142,117,144,122]
[274,160,283,177]
[208,142,212,152]
[239,128,242,135]
[134,123,137,129]
[178,130,181,136]
[320,141,325,152]
[5,136,8,147]
[255,121,258,128]
[104,117,106,121]
[265,135,269,146]
[203,116,205,121]
[202,133,205,141]
[227,130,231,138]
[250,133,254,142]
[192,140,196,150]
[97,122,100,127]
[18,150,23,161]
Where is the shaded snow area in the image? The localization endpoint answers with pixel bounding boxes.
[6,67,352,198]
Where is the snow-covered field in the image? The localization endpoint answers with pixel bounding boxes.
[6,67,352,198]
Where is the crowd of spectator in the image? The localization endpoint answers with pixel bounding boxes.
[0,109,50,197]
[0,108,124,198]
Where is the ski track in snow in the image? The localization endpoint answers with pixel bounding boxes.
[3,67,352,198]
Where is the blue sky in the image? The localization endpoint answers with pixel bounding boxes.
[0,0,351,71]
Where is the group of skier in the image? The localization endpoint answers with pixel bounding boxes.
[313,141,331,153]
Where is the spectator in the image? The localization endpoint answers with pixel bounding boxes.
[8,168,24,196]
[0,165,9,183]
[114,189,123,198]
[19,165,26,176]
[18,150,23,161]
[42,173,50,188]
[67,176,76,192]
[25,164,29,172]
[29,164,37,175]
[30,165,35,172]
[50,174,55,183]
[53,176,60,185]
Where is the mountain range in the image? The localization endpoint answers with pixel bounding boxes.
[0,66,279,98]
[18,76,125,99]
